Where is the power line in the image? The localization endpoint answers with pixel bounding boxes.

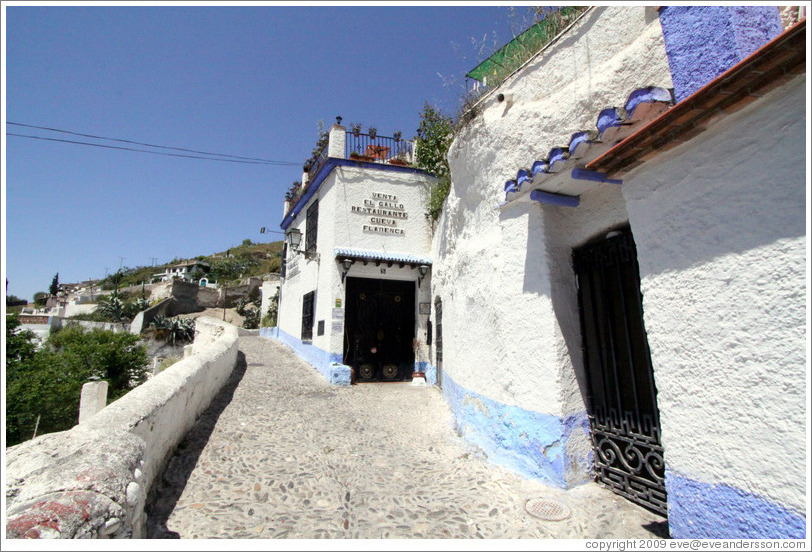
[7,132,299,166]
[6,121,301,166]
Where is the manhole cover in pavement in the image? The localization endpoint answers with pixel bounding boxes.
[524,498,572,521]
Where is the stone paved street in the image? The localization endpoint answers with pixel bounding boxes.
[146,336,667,540]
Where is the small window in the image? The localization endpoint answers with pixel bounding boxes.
[281,243,288,278]
[305,201,319,255]
[317,320,325,336]
[302,290,315,340]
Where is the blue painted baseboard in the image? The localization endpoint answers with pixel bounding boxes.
[438,370,592,488]
[259,326,350,386]
[666,471,806,539]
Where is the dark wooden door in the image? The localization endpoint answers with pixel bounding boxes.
[343,277,415,381]
[573,229,667,515]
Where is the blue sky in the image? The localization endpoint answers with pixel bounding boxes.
[3,3,539,302]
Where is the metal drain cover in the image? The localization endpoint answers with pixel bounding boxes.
[524,498,572,521]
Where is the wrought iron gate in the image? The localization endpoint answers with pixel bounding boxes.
[573,229,667,515]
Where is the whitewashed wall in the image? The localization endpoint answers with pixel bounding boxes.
[432,5,672,420]
[621,76,806,537]
[277,164,436,369]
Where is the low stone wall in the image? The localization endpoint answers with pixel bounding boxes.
[128,298,175,335]
[5,317,240,539]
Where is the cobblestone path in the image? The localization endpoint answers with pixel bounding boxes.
[146,336,667,539]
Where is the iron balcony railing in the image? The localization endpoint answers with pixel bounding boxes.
[301,132,416,196]
[345,132,414,166]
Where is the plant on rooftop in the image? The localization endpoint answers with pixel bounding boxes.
[368,127,377,139]
[457,6,589,130]
[415,102,454,222]
[350,122,362,137]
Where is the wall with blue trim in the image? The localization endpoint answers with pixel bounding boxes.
[666,471,806,539]
[659,6,782,102]
[433,368,592,489]
[260,326,351,386]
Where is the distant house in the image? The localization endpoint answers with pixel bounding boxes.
[153,261,210,283]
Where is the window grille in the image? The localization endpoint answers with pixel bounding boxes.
[305,201,318,255]
[301,290,315,340]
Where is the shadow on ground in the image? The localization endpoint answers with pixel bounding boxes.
[145,351,248,538]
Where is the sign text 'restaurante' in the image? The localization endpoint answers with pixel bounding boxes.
[351,192,408,235]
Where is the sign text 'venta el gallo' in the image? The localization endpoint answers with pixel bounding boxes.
[351,192,408,235]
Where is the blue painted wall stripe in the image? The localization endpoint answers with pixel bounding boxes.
[666,470,806,539]
[434,367,592,488]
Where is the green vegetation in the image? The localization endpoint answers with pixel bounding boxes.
[94,240,284,291]
[6,317,148,447]
[459,7,589,125]
[6,294,27,313]
[261,289,279,328]
[156,355,181,374]
[148,315,196,346]
[33,291,49,307]
[415,103,454,222]
[49,273,60,296]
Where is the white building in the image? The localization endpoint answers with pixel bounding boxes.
[426,5,804,540]
[269,122,437,385]
[152,260,210,283]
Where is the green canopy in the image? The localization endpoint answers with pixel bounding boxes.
[466,7,586,84]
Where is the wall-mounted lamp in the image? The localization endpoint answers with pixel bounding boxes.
[286,228,302,250]
[417,265,430,288]
[341,258,355,283]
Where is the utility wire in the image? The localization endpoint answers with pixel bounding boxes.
[6,132,298,165]
[7,121,300,166]
[7,132,300,166]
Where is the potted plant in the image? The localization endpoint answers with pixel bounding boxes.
[350,150,374,162]
[368,127,377,139]
[393,130,402,142]
[350,122,362,137]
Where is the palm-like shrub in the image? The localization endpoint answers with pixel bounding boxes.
[96,293,126,322]
[149,316,196,345]
[243,308,260,329]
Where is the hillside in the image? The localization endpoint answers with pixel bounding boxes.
[96,239,284,290]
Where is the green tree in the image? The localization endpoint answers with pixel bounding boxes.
[5,324,148,446]
[33,291,49,307]
[6,313,38,372]
[49,273,60,296]
[415,102,454,221]
[46,327,148,397]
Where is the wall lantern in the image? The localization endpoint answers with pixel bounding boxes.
[417,265,430,287]
[286,228,302,250]
[341,258,355,283]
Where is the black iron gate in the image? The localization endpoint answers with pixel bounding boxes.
[573,229,667,515]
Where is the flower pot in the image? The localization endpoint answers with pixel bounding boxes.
[350,153,375,162]
[388,158,409,166]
